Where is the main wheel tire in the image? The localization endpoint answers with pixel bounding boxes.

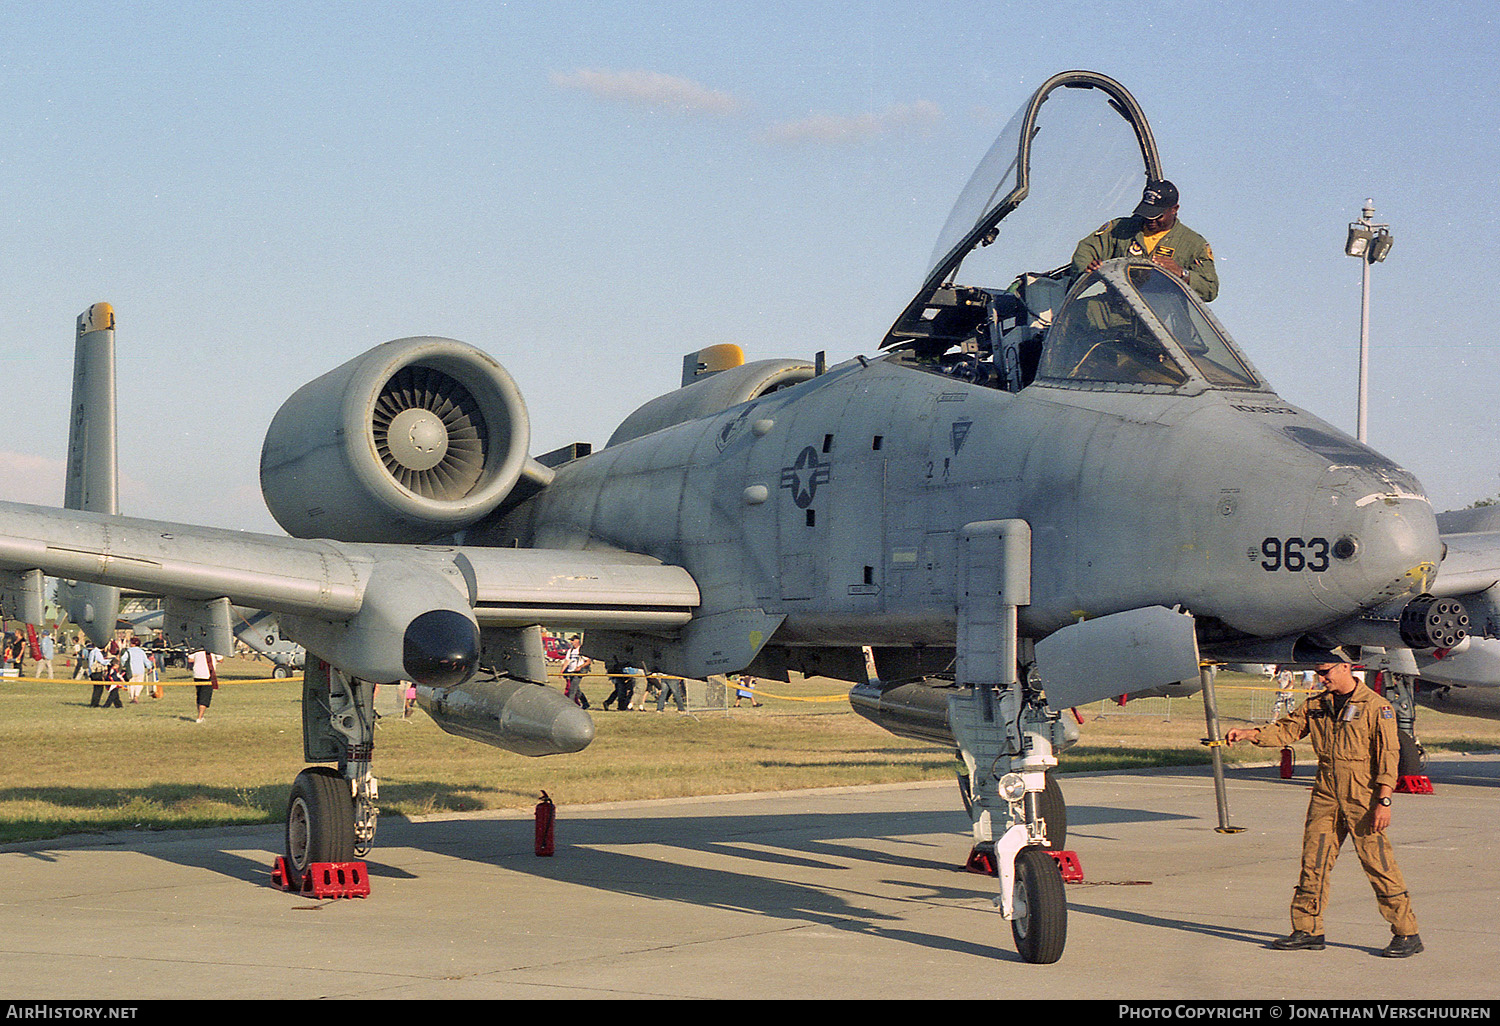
[272,665,291,679]
[285,767,356,888]
[1011,846,1068,964]
[1039,773,1067,851]
[1397,730,1426,777]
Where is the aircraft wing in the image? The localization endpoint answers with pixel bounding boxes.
[1431,509,1500,639]
[1405,512,1500,693]
[1431,529,1500,602]
[0,499,698,685]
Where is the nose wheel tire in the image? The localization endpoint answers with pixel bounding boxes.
[1038,773,1067,851]
[285,767,356,889]
[1011,846,1068,964]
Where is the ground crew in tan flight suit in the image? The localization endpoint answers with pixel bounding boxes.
[1226,658,1423,957]
[1070,179,1219,303]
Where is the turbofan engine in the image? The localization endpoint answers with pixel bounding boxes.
[261,337,532,543]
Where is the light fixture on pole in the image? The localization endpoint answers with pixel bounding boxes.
[1345,198,1393,443]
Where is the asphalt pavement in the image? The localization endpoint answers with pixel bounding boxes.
[3,754,1499,1001]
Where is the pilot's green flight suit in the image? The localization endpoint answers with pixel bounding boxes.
[1070,217,1220,303]
[1252,682,1420,938]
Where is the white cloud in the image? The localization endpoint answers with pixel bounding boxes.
[764,100,942,146]
[0,451,65,506]
[0,451,186,522]
[550,68,742,116]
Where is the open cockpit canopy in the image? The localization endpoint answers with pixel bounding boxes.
[882,70,1160,353]
[880,70,1265,395]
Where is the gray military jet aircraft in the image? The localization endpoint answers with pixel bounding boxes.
[0,70,1494,964]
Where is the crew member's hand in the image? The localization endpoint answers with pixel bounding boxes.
[1225,727,1259,744]
[1153,251,1186,278]
[1372,803,1391,833]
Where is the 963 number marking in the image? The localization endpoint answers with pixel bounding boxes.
[1259,536,1330,572]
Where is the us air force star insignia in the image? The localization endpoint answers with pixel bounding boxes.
[779,446,831,509]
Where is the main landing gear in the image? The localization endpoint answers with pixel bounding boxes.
[283,660,378,891]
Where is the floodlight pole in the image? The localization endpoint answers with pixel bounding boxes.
[1358,236,1371,443]
[1346,198,1392,444]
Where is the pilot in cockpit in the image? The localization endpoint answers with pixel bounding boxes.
[1069,179,1219,303]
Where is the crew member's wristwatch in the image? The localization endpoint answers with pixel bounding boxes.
[1376,796,1392,807]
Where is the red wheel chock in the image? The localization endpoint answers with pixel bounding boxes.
[964,846,1083,882]
[272,857,370,897]
[1396,776,1434,795]
[965,846,996,875]
[1048,850,1085,883]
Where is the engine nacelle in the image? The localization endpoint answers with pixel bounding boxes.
[261,337,531,543]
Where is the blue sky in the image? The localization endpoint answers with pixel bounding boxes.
[1,1,1496,531]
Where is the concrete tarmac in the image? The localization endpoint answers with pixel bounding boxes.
[3,754,1499,1001]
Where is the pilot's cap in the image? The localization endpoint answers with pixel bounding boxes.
[1314,646,1355,665]
[1134,179,1179,218]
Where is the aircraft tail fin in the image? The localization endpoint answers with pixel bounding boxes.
[58,302,122,645]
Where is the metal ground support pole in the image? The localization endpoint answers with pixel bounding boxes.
[1199,663,1243,834]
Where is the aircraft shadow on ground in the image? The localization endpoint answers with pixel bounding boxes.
[5,787,1194,963]
[370,800,1195,962]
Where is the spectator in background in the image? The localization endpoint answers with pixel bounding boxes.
[561,637,591,709]
[733,675,762,708]
[72,634,89,680]
[189,648,223,724]
[100,656,126,708]
[655,672,687,714]
[37,631,55,679]
[601,664,637,711]
[86,642,109,707]
[124,637,149,703]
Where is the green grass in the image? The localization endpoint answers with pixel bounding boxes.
[3,664,1497,844]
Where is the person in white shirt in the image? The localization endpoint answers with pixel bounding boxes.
[189,648,223,723]
[124,637,150,703]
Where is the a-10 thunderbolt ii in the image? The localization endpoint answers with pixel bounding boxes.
[0,70,1492,964]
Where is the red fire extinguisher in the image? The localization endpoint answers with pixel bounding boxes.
[535,791,556,856]
[1280,747,1294,779]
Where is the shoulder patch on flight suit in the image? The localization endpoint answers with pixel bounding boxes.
[1380,707,1394,719]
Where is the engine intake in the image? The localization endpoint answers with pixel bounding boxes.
[261,337,531,543]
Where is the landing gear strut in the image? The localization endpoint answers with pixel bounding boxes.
[285,660,378,888]
[951,684,1070,964]
[950,519,1071,963]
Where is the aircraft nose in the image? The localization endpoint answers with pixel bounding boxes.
[403,609,480,687]
[1307,483,1441,615]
